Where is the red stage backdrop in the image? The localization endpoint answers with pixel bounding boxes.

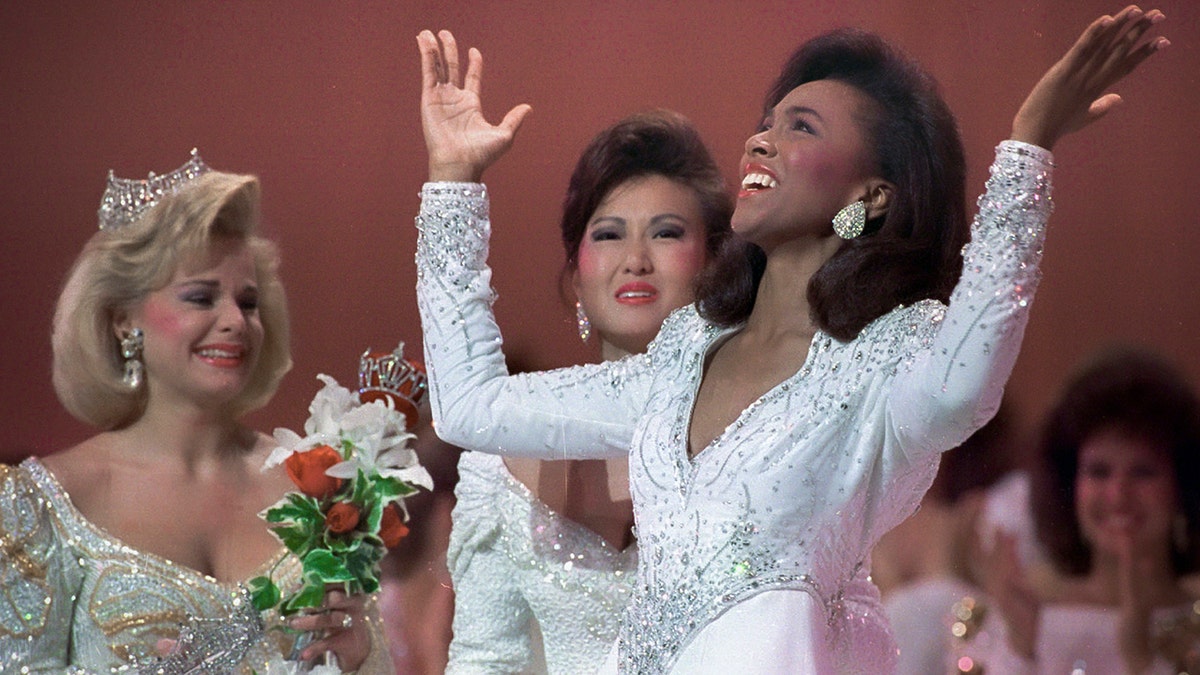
[2,1,1197,463]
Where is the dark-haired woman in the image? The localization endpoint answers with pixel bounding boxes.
[413,6,1167,673]
[954,348,1200,674]
[445,111,730,674]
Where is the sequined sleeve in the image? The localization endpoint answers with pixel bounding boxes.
[889,141,1054,459]
[0,463,90,674]
[415,182,651,459]
[444,453,536,674]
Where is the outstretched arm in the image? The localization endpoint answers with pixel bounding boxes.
[1012,4,1168,151]
[417,29,532,182]
[889,7,1169,456]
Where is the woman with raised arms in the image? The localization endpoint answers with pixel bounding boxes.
[413,7,1168,673]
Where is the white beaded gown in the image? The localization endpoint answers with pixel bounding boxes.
[445,452,636,674]
[0,458,394,674]
[415,141,1054,674]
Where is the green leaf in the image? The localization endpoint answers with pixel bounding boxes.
[375,475,417,499]
[364,496,385,533]
[264,493,323,524]
[302,548,356,583]
[343,539,386,593]
[283,573,328,612]
[248,575,280,611]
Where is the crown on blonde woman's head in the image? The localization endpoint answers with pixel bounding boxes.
[97,148,211,230]
[359,344,428,430]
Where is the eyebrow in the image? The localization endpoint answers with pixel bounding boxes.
[173,278,259,292]
[588,213,691,228]
[783,105,825,123]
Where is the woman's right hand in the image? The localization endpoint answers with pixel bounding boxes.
[417,29,531,183]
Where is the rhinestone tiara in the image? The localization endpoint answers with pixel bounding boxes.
[97,148,211,231]
[359,344,428,429]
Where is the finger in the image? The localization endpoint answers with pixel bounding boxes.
[417,30,440,91]
[463,47,483,97]
[288,608,355,633]
[439,30,461,86]
[1086,92,1123,122]
[499,104,532,136]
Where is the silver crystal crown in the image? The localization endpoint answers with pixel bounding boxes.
[98,148,211,230]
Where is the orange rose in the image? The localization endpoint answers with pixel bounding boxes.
[284,445,344,499]
[325,501,360,534]
[379,503,410,548]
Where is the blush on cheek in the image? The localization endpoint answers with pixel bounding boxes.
[575,245,600,275]
[138,298,188,341]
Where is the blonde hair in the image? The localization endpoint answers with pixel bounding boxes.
[52,171,292,429]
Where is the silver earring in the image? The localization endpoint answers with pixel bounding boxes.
[832,200,867,239]
[120,328,144,390]
[575,301,591,342]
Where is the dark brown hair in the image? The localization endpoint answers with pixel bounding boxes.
[1032,347,1200,576]
[697,28,968,340]
[559,110,732,282]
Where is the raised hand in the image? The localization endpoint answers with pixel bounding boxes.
[417,29,532,182]
[1012,5,1168,150]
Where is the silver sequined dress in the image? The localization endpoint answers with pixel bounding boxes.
[445,452,636,674]
[415,141,1053,674]
[0,458,394,674]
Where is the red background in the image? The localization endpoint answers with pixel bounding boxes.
[2,1,1197,463]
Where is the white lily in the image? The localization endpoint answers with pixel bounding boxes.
[262,375,356,470]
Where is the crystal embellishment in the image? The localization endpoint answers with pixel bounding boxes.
[98,149,211,230]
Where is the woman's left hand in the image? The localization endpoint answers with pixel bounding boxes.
[1011,5,1168,150]
[289,588,372,671]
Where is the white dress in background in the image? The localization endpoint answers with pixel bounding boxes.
[445,452,636,674]
[953,600,1197,674]
[415,141,1054,674]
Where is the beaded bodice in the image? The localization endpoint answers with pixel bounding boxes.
[416,141,1054,673]
[446,452,636,673]
[0,458,393,674]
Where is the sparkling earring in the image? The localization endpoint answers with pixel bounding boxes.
[832,200,867,240]
[575,301,591,342]
[120,328,144,390]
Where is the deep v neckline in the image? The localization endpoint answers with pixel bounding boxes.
[26,457,288,587]
[682,327,825,464]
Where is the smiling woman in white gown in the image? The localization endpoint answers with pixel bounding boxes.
[411,7,1168,673]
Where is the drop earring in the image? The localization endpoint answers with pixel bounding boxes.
[575,301,591,342]
[832,200,867,240]
[121,328,144,390]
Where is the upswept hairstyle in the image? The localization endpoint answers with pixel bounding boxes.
[52,170,292,430]
[1032,348,1200,576]
[698,28,969,341]
[559,110,732,283]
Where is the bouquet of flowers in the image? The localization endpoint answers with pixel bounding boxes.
[249,345,432,615]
